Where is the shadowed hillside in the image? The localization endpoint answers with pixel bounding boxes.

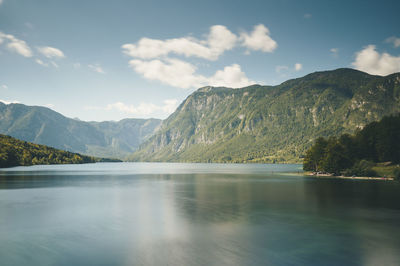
[0,134,101,168]
[0,103,161,159]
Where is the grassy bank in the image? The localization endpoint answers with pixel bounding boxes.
[372,164,400,178]
[306,163,399,180]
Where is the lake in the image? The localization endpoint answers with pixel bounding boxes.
[0,163,400,266]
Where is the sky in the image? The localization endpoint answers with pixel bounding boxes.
[0,0,399,121]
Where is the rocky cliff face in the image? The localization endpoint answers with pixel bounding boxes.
[130,68,400,163]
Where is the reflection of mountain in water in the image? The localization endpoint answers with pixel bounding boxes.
[1,166,400,265]
[172,173,313,223]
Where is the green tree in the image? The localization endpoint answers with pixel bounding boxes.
[303,137,328,171]
[0,134,100,168]
[321,137,351,175]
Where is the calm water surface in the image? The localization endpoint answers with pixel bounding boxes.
[0,163,399,266]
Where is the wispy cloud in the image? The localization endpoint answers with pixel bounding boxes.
[275,65,288,73]
[352,45,400,75]
[87,99,179,117]
[25,22,34,29]
[0,32,33,57]
[50,61,59,68]
[0,32,66,68]
[88,64,105,74]
[330,48,339,57]
[386,36,400,48]
[35,59,58,68]
[1,84,8,89]
[294,63,302,71]
[35,59,48,67]
[304,13,312,19]
[44,103,55,108]
[37,46,65,59]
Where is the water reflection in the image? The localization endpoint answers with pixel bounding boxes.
[0,163,399,266]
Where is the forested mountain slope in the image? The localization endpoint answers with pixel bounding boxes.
[130,68,400,163]
[0,134,97,168]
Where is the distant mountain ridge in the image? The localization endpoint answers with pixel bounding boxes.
[0,103,161,159]
[130,68,400,163]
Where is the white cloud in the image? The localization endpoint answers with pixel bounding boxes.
[0,32,33,57]
[0,0,3,6]
[129,58,254,89]
[122,25,237,61]
[88,64,105,74]
[7,40,32,57]
[239,24,277,53]
[0,32,65,65]
[352,45,400,76]
[304,13,312,19]
[1,84,8,89]
[105,99,179,116]
[37,46,65,59]
[0,99,19,104]
[162,99,178,113]
[73,63,81,69]
[129,58,204,88]
[208,64,255,88]
[207,25,238,58]
[122,24,277,61]
[122,24,273,89]
[386,36,400,48]
[294,63,302,71]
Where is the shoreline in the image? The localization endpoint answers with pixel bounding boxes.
[306,172,394,181]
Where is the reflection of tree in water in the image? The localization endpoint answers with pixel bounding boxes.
[0,174,55,189]
[303,178,398,212]
[171,174,242,223]
[172,173,313,224]
[303,178,400,264]
[173,174,400,264]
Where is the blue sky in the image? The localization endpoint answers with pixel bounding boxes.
[1,0,399,121]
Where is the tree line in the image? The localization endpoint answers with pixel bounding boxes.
[303,114,400,177]
[0,134,99,168]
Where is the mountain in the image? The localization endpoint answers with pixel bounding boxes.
[130,68,400,163]
[0,103,161,159]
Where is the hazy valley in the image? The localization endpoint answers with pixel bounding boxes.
[0,103,161,159]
